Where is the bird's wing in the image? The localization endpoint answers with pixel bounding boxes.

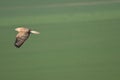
[14,32,30,48]
[30,30,40,34]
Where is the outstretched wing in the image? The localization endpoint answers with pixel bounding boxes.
[14,32,30,48]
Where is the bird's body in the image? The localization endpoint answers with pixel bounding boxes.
[14,27,40,48]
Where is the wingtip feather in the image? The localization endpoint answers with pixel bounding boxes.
[30,30,40,34]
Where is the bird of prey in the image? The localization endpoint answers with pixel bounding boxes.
[14,27,40,48]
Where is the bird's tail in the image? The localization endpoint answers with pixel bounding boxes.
[30,30,40,34]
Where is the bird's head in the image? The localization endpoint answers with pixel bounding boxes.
[15,27,29,32]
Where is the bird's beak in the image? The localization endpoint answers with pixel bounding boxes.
[15,28,19,31]
[15,29,17,31]
[15,28,17,31]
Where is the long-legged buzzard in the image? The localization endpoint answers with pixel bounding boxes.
[14,27,40,48]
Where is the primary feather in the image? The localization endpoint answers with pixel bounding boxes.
[30,30,40,34]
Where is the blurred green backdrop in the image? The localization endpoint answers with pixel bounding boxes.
[0,0,120,80]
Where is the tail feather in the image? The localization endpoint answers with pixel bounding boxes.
[30,30,40,34]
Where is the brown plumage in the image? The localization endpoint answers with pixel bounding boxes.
[14,27,40,48]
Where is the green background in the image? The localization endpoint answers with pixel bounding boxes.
[0,0,120,80]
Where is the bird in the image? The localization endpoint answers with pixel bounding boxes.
[14,27,40,48]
